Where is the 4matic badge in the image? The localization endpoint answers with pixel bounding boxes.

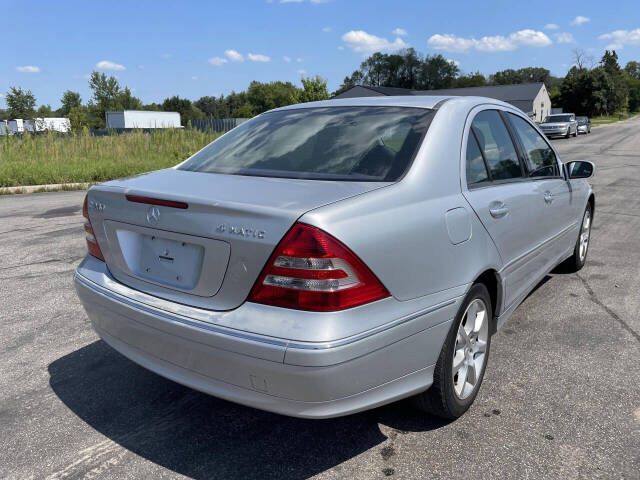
[216,223,265,239]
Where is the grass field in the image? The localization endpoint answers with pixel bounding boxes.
[591,113,639,125]
[0,129,220,188]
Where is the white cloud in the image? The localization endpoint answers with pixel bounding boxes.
[225,49,244,62]
[283,56,292,62]
[392,28,408,36]
[598,29,640,50]
[571,16,590,26]
[322,26,332,32]
[16,65,40,73]
[555,32,575,43]
[208,56,228,66]
[342,30,409,54]
[0,93,3,98]
[296,57,303,62]
[297,69,307,74]
[427,29,552,53]
[95,60,125,71]
[338,45,344,50]
[248,53,271,62]
[447,59,460,67]
[544,23,559,30]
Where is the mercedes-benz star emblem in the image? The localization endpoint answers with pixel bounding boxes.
[146,206,160,225]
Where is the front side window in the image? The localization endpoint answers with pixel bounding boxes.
[471,110,522,181]
[507,114,559,178]
[179,106,435,181]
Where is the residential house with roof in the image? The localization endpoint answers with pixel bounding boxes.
[333,82,551,122]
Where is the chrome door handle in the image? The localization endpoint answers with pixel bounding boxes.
[544,191,554,204]
[489,203,509,218]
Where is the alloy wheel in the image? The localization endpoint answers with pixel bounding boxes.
[579,209,591,262]
[452,298,489,399]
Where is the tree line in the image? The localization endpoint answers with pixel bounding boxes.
[2,47,638,131]
[0,73,330,131]
[334,47,639,117]
[333,48,561,94]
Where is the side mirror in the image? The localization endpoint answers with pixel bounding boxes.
[566,161,594,179]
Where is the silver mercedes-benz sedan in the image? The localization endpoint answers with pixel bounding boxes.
[75,96,595,419]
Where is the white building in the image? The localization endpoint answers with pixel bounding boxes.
[2,118,71,134]
[105,110,181,129]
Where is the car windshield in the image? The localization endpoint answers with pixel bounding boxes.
[577,116,588,123]
[178,106,435,181]
[543,115,573,123]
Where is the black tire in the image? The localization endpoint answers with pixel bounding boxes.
[565,128,571,139]
[573,127,578,137]
[414,283,492,419]
[563,204,592,272]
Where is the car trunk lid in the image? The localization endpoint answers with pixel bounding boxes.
[86,168,390,311]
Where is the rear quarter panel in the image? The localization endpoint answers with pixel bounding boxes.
[301,99,503,303]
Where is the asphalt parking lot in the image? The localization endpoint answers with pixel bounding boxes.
[1,117,639,480]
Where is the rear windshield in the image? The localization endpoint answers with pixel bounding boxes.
[544,115,573,123]
[178,106,435,181]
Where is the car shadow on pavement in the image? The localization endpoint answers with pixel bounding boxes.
[48,341,451,479]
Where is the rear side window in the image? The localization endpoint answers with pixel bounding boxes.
[465,133,489,185]
[178,106,435,181]
[471,110,522,181]
[507,113,559,178]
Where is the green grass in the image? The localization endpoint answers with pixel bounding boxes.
[591,113,639,126]
[0,128,220,188]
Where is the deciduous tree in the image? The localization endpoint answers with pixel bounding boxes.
[300,76,330,103]
[5,87,36,119]
[162,96,204,126]
[59,90,82,116]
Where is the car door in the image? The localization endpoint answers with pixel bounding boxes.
[505,112,576,263]
[462,108,551,309]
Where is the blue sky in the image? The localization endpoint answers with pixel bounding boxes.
[2,0,639,109]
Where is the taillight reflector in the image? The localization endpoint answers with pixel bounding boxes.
[83,194,105,261]
[248,223,389,311]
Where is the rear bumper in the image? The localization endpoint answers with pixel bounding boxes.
[74,257,458,418]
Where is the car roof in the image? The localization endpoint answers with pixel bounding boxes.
[271,95,516,112]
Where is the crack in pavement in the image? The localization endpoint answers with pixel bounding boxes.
[0,257,83,271]
[576,273,640,343]
[597,211,640,219]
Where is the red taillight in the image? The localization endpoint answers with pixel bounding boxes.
[83,194,105,261]
[248,223,389,311]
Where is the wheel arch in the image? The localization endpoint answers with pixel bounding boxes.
[472,269,503,329]
[588,192,595,220]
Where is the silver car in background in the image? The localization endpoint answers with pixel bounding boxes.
[577,116,591,134]
[540,113,578,138]
[75,96,595,419]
